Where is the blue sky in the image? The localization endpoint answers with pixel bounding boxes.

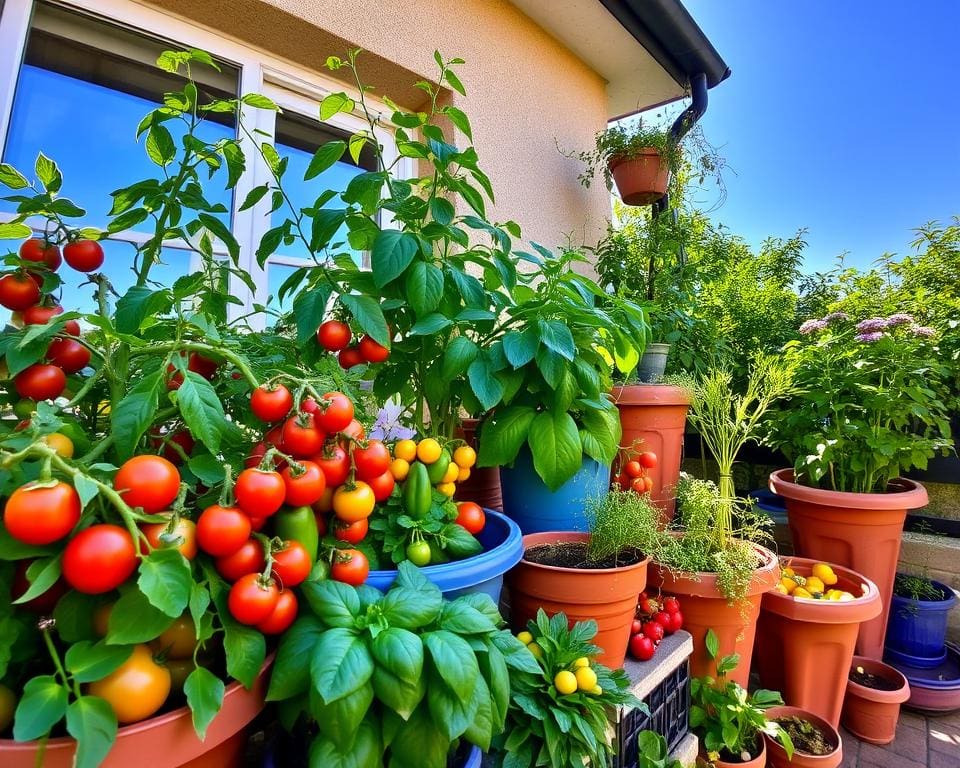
[678,1,960,272]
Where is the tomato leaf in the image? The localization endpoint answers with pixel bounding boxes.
[175,371,226,454]
[307,720,382,768]
[371,230,418,288]
[441,336,478,381]
[311,680,373,750]
[222,611,266,689]
[310,627,374,705]
[267,614,327,701]
[184,666,225,739]
[293,285,333,346]
[467,356,504,412]
[305,140,347,180]
[13,675,68,741]
[12,555,61,605]
[439,600,498,635]
[381,586,441,630]
[424,630,480,704]
[64,641,133,684]
[138,548,192,618]
[502,328,539,368]
[65,696,117,768]
[111,368,164,461]
[405,261,444,317]
[339,294,389,347]
[106,587,175,645]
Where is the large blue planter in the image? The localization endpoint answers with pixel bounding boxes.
[499,448,609,534]
[365,509,522,601]
[885,576,957,663]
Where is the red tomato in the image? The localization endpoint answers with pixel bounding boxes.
[358,335,389,363]
[114,455,180,514]
[662,596,681,614]
[638,596,658,616]
[235,468,286,517]
[196,504,251,557]
[3,480,81,545]
[352,440,391,480]
[245,441,268,469]
[653,610,672,630]
[228,573,279,625]
[215,539,265,581]
[341,419,365,443]
[264,425,286,452]
[281,413,325,457]
[666,611,683,633]
[0,272,41,310]
[631,619,643,636]
[249,515,268,532]
[270,540,312,587]
[250,384,293,423]
[20,238,61,270]
[639,451,658,469]
[642,620,664,644]
[256,589,298,634]
[23,305,80,336]
[366,470,395,503]
[331,549,369,586]
[154,430,195,465]
[624,460,643,478]
[12,560,67,613]
[141,516,198,560]
[46,338,90,374]
[187,352,218,380]
[281,460,326,506]
[299,397,319,414]
[615,473,631,491]
[63,524,137,594]
[630,476,648,495]
[337,346,364,369]
[455,502,486,535]
[642,476,654,493]
[317,392,354,433]
[313,444,350,487]
[316,320,351,351]
[313,487,335,515]
[63,240,104,272]
[333,517,368,544]
[629,634,656,661]
[14,364,66,401]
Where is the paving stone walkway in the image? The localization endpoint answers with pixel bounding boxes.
[840,710,960,768]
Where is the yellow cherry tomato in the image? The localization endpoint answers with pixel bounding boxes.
[87,644,171,724]
[453,445,477,469]
[590,685,602,695]
[416,438,443,464]
[575,666,598,691]
[457,467,471,483]
[793,587,814,600]
[812,562,838,586]
[394,439,417,462]
[573,657,590,669]
[437,482,456,497]
[442,463,460,483]
[554,670,578,695]
[517,631,533,645]
[44,433,74,458]
[526,642,543,659]
[333,481,376,522]
[390,458,410,481]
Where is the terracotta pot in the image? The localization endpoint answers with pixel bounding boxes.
[0,659,271,768]
[608,148,670,206]
[648,543,778,688]
[769,469,928,659]
[763,705,842,768]
[506,531,649,668]
[841,656,910,745]
[454,418,502,511]
[610,384,690,521]
[704,739,766,768]
[755,557,881,728]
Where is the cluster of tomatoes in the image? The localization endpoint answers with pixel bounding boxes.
[628,592,684,662]
[615,449,658,495]
[1,238,105,403]
[315,318,390,370]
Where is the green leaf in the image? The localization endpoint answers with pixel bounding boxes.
[238,184,269,211]
[137,548,192,617]
[305,140,348,180]
[371,665,425,721]
[293,284,333,345]
[441,336,478,380]
[107,588,175,645]
[429,198,455,226]
[440,600,498,635]
[184,667,225,739]
[267,614,326,701]
[0,163,30,189]
[405,261,444,317]
[35,152,63,193]
[705,628,720,660]
[73,474,101,509]
[13,675,68,741]
[503,328,539,368]
[311,208,347,251]
[197,212,240,263]
[320,92,356,121]
[409,313,452,335]
[579,403,622,465]
[444,106,472,141]
[539,319,576,361]
[66,696,117,768]
[65,641,132,683]
[381,586,442,630]
[371,230,418,288]
[240,93,278,110]
[115,286,171,334]
[389,705,450,768]
[0,221,32,239]
[111,369,164,461]
[528,410,583,491]
[444,69,466,96]
[307,720,382,768]
[146,124,176,166]
[300,580,361,628]
[311,627,374,705]
[371,628,424,684]
[222,611,266,689]
[468,356,504,411]
[12,555,61,605]
[476,406,536,468]
[176,371,226,453]
[339,294,389,347]
[312,680,374,750]
[424,630,479,704]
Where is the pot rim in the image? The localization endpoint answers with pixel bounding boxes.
[760,556,882,623]
[607,146,664,169]
[518,531,651,575]
[763,705,842,759]
[650,541,780,598]
[708,738,767,768]
[769,468,928,510]
[610,383,692,407]
[847,656,911,704]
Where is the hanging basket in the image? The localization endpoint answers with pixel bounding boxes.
[608,148,670,205]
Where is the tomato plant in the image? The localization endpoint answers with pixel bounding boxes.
[316,320,351,351]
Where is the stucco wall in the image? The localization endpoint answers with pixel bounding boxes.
[145,0,616,252]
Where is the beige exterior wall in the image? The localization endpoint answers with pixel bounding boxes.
[146,0,617,251]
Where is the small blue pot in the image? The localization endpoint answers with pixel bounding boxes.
[365,509,522,601]
[460,745,482,768]
[499,448,609,534]
[885,576,958,661]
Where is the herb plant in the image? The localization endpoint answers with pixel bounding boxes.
[636,731,683,768]
[894,572,946,603]
[586,487,660,566]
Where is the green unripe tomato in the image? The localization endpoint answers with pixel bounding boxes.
[406,540,432,566]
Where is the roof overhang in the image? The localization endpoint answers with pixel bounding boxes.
[509,0,729,119]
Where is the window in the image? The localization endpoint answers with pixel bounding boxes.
[0,0,410,326]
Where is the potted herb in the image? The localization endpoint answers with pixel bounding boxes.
[506,488,657,667]
[762,706,842,768]
[636,731,683,768]
[841,657,910,745]
[768,312,951,658]
[886,571,958,665]
[690,630,793,768]
[476,245,648,533]
[492,609,643,767]
[264,562,534,767]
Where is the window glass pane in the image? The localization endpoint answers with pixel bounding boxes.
[266,262,300,315]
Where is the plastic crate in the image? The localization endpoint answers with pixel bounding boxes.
[613,659,690,768]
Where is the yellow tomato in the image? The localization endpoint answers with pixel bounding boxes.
[812,563,838,586]
[590,685,602,695]
[390,458,410,481]
[437,482,456,497]
[453,445,477,469]
[554,670,578,695]
[575,666,598,691]
[526,642,543,659]
[804,576,825,595]
[573,657,590,669]
[442,462,460,483]
[793,587,814,600]
[516,631,533,645]
[393,439,417,462]
[87,645,171,724]
[44,433,74,458]
[416,438,442,464]
[457,467,471,483]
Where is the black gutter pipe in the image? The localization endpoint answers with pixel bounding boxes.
[652,71,708,217]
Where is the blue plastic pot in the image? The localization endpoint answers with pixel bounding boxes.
[460,745,482,768]
[499,448,609,534]
[885,576,957,661]
[365,509,522,601]
[748,488,788,526]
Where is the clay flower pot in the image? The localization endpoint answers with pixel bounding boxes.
[769,468,928,660]
[648,543,779,687]
[756,557,882,727]
[454,418,503,512]
[841,656,910,745]
[763,705,843,768]
[611,384,690,521]
[506,531,650,668]
[0,658,272,768]
[706,739,766,768]
[608,148,670,205]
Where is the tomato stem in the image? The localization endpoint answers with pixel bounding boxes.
[40,619,81,699]
[218,463,235,507]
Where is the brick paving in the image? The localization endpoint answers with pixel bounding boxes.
[840,710,960,768]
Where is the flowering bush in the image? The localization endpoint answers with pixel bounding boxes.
[768,312,953,493]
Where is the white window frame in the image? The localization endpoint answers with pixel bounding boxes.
[0,0,415,326]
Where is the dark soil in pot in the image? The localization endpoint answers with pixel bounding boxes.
[774,716,835,756]
[523,542,646,569]
[850,667,901,691]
